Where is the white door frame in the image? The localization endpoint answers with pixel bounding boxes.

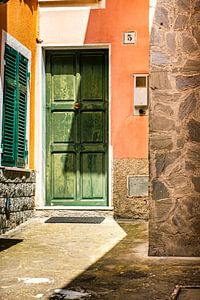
[35,44,113,210]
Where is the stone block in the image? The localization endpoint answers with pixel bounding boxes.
[187,145,200,167]
[150,71,172,90]
[192,26,200,46]
[168,174,188,190]
[177,137,185,148]
[0,183,9,197]
[166,32,176,51]
[194,0,200,10]
[174,14,188,30]
[0,198,6,214]
[178,92,197,120]
[0,169,6,183]
[191,176,200,192]
[176,75,200,90]
[151,91,178,105]
[152,180,169,200]
[190,9,200,24]
[153,198,175,222]
[188,119,200,142]
[150,27,162,46]
[155,154,165,177]
[151,51,170,65]
[181,34,198,53]
[151,115,175,131]
[175,0,191,10]
[154,6,170,28]
[0,214,7,230]
[155,151,181,176]
[154,103,174,116]
[151,134,173,150]
[182,58,200,73]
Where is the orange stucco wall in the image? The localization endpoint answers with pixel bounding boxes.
[85,0,149,158]
[0,0,38,168]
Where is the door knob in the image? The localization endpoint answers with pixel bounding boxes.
[74,102,81,110]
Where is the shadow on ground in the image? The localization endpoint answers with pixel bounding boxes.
[0,238,23,252]
[48,222,200,300]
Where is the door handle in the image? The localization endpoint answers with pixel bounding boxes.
[74,102,81,110]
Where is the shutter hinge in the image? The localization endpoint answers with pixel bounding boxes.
[4,59,6,66]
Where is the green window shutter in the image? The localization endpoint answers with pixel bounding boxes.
[2,45,18,166]
[16,54,28,168]
[2,44,28,168]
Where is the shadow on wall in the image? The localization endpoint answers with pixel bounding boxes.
[21,0,37,13]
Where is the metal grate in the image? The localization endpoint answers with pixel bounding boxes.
[45,217,105,224]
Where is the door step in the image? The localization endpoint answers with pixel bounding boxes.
[34,207,113,218]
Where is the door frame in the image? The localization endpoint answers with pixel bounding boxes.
[35,44,113,209]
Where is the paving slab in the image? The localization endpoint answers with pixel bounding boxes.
[0,218,200,300]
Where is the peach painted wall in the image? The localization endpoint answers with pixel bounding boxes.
[85,0,149,159]
[0,0,38,168]
[39,0,149,160]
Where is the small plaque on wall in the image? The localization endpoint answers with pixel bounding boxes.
[123,31,137,44]
[128,175,148,197]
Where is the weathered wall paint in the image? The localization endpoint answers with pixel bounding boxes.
[39,0,149,159]
[85,0,149,158]
[0,0,38,168]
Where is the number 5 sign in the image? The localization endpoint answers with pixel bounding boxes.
[123,31,137,44]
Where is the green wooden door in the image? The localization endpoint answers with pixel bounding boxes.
[46,50,108,206]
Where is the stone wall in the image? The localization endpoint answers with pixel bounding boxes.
[149,0,200,256]
[113,158,149,220]
[0,168,35,234]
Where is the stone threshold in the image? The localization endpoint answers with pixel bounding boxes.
[36,206,113,210]
[34,207,114,218]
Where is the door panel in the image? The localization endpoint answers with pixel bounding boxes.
[81,54,103,100]
[81,111,103,143]
[52,153,76,199]
[81,153,105,199]
[52,55,76,101]
[52,112,75,143]
[46,50,108,206]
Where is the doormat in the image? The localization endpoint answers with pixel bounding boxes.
[45,217,105,224]
[171,286,200,300]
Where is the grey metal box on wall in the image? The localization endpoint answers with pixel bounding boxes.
[127,175,149,197]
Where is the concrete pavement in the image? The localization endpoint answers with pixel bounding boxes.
[0,217,200,299]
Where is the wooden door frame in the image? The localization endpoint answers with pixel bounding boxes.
[35,44,112,209]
